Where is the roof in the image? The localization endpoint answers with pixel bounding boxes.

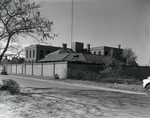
[38,51,104,64]
[25,44,61,51]
[45,48,74,57]
[64,53,105,63]
[64,53,86,62]
[90,46,123,50]
[84,54,104,63]
[39,47,123,64]
[38,53,70,62]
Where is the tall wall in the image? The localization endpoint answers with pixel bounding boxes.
[2,62,150,80]
[68,62,150,80]
[43,63,54,77]
[5,62,68,79]
[123,66,150,80]
[68,62,104,73]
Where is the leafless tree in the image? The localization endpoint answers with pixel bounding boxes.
[103,48,114,68]
[0,0,57,61]
[122,48,137,65]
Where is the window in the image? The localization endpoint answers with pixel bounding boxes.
[99,51,101,55]
[113,52,116,56]
[105,51,108,56]
[33,50,35,58]
[40,50,43,58]
[30,50,32,58]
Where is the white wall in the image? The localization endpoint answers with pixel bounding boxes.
[12,65,17,73]
[17,65,22,74]
[33,64,42,76]
[43,63,54,77]
[55,62,67,79]
[5,61,68,79]
[26,64,32,75]
[6,65,11,73]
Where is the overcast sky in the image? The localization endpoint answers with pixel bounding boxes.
[22,0,150,65]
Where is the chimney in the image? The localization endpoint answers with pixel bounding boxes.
[71,42,84,53]
[87,44,90,54]
[118,44,121,49]
[62,43,67,49]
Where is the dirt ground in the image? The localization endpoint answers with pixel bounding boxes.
[1,86,148,118]
[0,76,146,118]
[0,88,86,118]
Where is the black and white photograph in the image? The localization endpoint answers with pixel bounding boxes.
[0,0,150,117]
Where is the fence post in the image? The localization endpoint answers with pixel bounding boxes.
[32,62,33,75]
[25,63,26,75]
[22,65,23,74]
[53,62,55,79]
[137,66,139,80]
[11,64,12,73]
[41,63,43,76]
[16,64,17,74]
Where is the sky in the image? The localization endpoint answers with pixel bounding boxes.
[20,0,150,65]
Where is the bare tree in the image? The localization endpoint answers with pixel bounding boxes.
[103,48,114,68]
[7,43,24,57]
[101,49,126,78]
[122,48,137,65]
[0,0,57,61]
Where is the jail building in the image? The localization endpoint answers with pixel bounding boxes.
[25,44,61,63]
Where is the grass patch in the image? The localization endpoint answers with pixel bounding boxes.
[66,67,145,93]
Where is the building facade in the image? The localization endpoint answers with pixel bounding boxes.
[71,42,123,57]
[25,45,61,63]
[90,45,123,56]
[25,43,124,63]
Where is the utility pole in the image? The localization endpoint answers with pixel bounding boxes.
[71,0,73,47]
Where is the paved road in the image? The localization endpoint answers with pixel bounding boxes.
[0,75,103,90]
[0,75,150,118]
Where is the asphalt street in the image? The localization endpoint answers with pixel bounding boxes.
[0,75,150,118]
